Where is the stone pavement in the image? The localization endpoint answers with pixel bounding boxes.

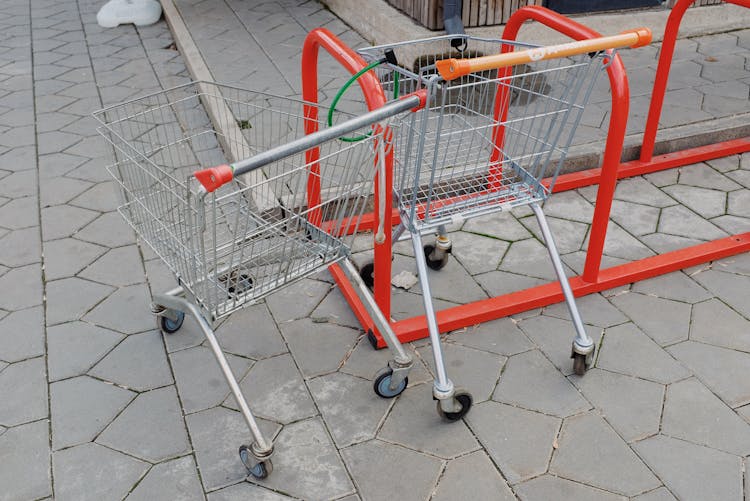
[0,0,749,500]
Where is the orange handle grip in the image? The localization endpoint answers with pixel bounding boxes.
[194,164,234,193]
[436,27,651,80]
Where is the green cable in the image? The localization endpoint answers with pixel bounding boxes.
[327,59,400,142]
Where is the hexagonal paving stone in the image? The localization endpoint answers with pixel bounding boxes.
[677,162,742,191]
[0,264,43,311]
[0,195,39,230]
[43,237,107,280]
[47,321,124,381]
[341,439,441,501]
[609,292,691,346]
[662,185,727,219]
[657,205,727,241]
[609,200,660,237]
[446,230,509,275]
[0,228,40,268]
[78,245,145,287]
[465,401,559,484]
[691,268,750,319]
[446,316,533,356]
[126,455,204,501]
[309,286,361,329]
[498,238,559,281]
[45,276,113,325]
[550,413,660,496]
[83,283,155,334]
[543,292,629,329]
[613,177,676,208]
[514,475,627,501]
[463,210,532,241]
[432,451,515,501]
[41,204,99,241]
[75,211,136,247]
[39,176,92,207]
[0,420,52,501]
[520,215,589,255]
[206,482,297,500]
[0,306,44,363]
[690,298,750,352]
[0,357,48,427]
[279,318,358,378]
[264,278,331,323]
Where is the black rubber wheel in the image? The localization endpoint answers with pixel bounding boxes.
[423,244,450,270]
[359,261,375,288]
[572,353,588,376]
[436,390,473,421]
[159,311,185,334]
[373,367,408,398]
[239,445,273,479]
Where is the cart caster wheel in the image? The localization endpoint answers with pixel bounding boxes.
[436,390,473,421]
[159,311,185,334]
[424,244,450,270]
[373,367,408,398]
[572,353,588,376]
[239,445,273,479]
[359,261,375,288]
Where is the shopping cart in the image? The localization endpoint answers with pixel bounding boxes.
[347,30,651,419]
[93,81,425,478]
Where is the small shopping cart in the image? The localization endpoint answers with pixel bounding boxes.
[93,81,424,478]
[350,30,650,420]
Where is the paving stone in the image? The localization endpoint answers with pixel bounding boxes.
[50,374,134,450]
[712,213,750,234]
[279,318,358,378]
[633,435,743,501]
[341,439,441,501]
[206,482,297,501]
[609,199,660,236]
[78,245,145,287]
[264,278,331,323]
[561,250,631,276]
[587,222,655,261]
[387,287,459,321]
[37,151,86,178]
[658,205,728,241]
[520,215,589,256]
[514,474,627,501]
[39,175,91,207]
[0,357,47,427]
[408,254,489,304]
[517,314,602,376]
[171,345,252,414]
[126,455,204,501]
[83,283,155,334]
[727,189,750,218]
[706,155,740,173]
[677,162,742,191]
[573,368,664,442]
[309,285,361,331]
[551,412,659,496]
[541,190,595,223]
[544,292,629,329]
[662,184,728,220]
[186,406,280,491]
[713,252,750,276]
[498,238,560,281]
[98,386,189,462]
[255,417,355,500]
[0,227,39,267]
[644,168,679,187]
[632,487,678,501]
[609,292,691,346]
[0,420,52,501]
[0,195,39,229]
[43,237,107,280]
[378,383,479,458]
[466,401,559,484]
[493,349,589,417]
[640,233,707,254]
[214,303,287,359]
[462,210,532,241]
[447,317,533,356]
[48,321,123,381]
[75,210,136,247]
[614,177,676,207]
[0,306,44,362]
[0,263,42,311]
[432,450,514,501]
[41,204,99,241]
[227,353,316,424]
[690,298,750,352]
[339,336,432,387]
[631,271,712,304]
[725,168,750,189]
[662,377,750,455]
[53,442,149,501]
[447,230,509,275]
[89,329,173,390]
[46,276,113,325]
[668,341,750,408]
[308,371,391,448]
[691,268,750,319]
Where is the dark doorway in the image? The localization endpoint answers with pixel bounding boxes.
[545,0,661,14]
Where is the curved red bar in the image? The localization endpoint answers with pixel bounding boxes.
[503,6,631,283]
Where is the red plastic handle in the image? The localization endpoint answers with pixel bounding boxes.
[194,164,233,193]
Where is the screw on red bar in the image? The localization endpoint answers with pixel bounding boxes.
[194,164,233,192]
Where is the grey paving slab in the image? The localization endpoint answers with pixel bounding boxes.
[74,210,136,248]
[39,175,91,207]
[280,318,358,378]
[689,298,750,352]
[631,271,713,304]
[446,317,533,356]
[632,487,678,501]
[726,168,750,189]
[408,255,489,304]
[0,195,39,230]
[466,401,559,484]
[544,292,629,329]
[596,323,690,384]
[214,303,288,360]
[644,169,679,187]
[498,238,560,281]
[662,378,750,456]
[83,283,156,334]
[447,230,509,275]
[633,435,743,501]
[45,276,113,326]
[520,215,589,256]
[52,442,150,501]
[0,420,52,501]
[254,417,355,500]
[186,406,280,491]
[712,214,750,235]
[493,349,590,417]
[662,184,728,219]
[0,305,44,363]
[668,341,750,408]
[573,368,664,443]
[515,474,627,501]
[0,263,42,311]
[47,320,123,381]
[609,200,660,237]
[98,386,190,462]
[614,177,676,208]
[517,314,602,376]
[657,205,728,241]
[78,245,145,287]
[38,237,106,280]
[206,482,296,501]
[462,210,532,242]
[691,268,750,319]
[0,356,47,427]
[378,384,479,458]
[727,189,750,218]
[126,455,205,501]
[639,233,707,255]
[550,412,660,496]
[609,292,691,346]
[89,331,173,391]
[432,450,515,501]
[41,204,98,241]
[170,345,251,414]
[713,252,750,276]
[585,222,655,261]
[341,439,441,501]
[227,353,316,424]
[677,162,742,191]
[50,375,135,450]
[307,371,391,448]
[264,278,331,323]
[0,227,41,269]
[339,337,432,387]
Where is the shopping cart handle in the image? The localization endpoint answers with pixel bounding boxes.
[436,27,652,81]
[195,164,233,193]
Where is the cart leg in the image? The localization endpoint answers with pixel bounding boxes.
[411,231,472,420]
[424,224,452,270]
[341,259,412,397]
[152,292,275,478]
[531,203,594,375]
